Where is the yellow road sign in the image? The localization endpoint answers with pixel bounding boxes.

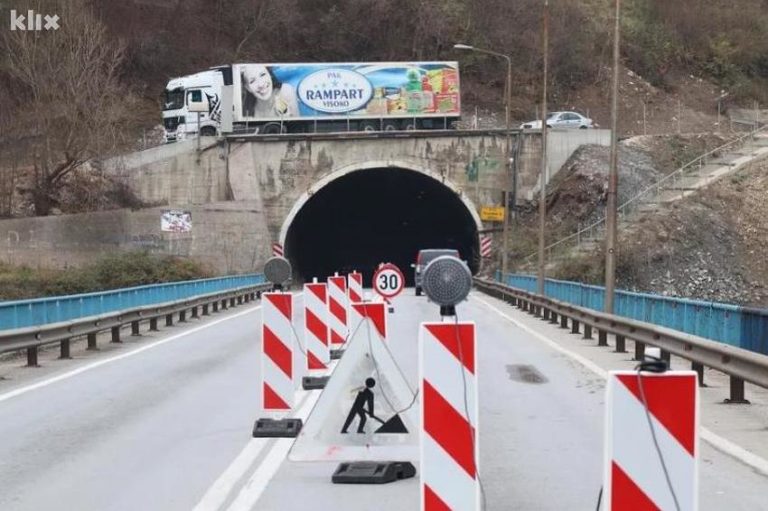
[480,206,505,222]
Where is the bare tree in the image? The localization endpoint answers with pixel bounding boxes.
[2,0,135,215]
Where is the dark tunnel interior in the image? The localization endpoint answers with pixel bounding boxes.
[285,168,480,286]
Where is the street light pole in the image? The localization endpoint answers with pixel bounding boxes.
[604,0,621,314]
[537,0,549,296]
[454,44,514,277]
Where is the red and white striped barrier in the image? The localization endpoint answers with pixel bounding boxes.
[480,235,492,258]
[348,271,364,303]
[327,275,348,345]
[604,370,699,510]
[272,242,283,257]
[261,292,294,411]
[349,302,387,340]
[303,282,330,371]
[419,322,479,511]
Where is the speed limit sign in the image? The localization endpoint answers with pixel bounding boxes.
[372,263,405,299]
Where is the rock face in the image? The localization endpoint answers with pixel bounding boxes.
[618,161,768,308]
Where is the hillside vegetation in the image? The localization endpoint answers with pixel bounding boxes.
[0,252,211,300]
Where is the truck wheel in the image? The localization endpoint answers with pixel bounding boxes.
[358,120,378,132]
[200,126,217,137]
[383,120,399,131]
[402,120,417,131]
[261,122,285,134]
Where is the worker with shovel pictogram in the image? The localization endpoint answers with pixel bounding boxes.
[341,377,408,434]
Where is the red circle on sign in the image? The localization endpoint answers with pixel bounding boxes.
[372,263,405,299]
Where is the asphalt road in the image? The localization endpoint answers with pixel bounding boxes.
[0,291,766,511]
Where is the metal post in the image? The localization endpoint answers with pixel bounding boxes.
[131,320,140,336]
[598,330,608,346]
[560,314,568,329]
[604,0,621,315]
[202,304,209,316]
[111,326,121,343]
[583,323,593,340]
[212,301,219,313]
[166,314,174,327]
[725,376,749,404]
[502,56,512,276]
[549,311,558,324]
[191,306,199,319]
[149,317,158,331]
[60,339,71,359]
[691,361,705,387]
[179,310,187,323]
[27,346,38,367]
[87,332,98,351]
[615,334,626,353]
[634,341,645,361]
[537,0,550,296]
[571,319,580,334]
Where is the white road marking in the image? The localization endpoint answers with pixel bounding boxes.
[0,304,262,404]
[191,438,271,511]
[225,390,320,511]
[193,318,332,511]
[472,293,768,478]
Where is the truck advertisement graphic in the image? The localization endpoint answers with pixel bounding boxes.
[234,62,460,121]
[162,61,460,140]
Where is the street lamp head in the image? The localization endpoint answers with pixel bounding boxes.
[453,43,474,51]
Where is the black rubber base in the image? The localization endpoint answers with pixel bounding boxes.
[302,376,330,390]
[332,461,416,484]
[330,349,344,360]
[252,418,303,438]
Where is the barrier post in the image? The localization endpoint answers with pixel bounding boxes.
[261,292,295,411]
[304,282,330,371]
[420,321,479,510]
[604,370,698,510]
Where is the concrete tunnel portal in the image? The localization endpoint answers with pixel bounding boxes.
[283,166,481,286]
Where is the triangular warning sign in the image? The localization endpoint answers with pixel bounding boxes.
[289,315,419,462]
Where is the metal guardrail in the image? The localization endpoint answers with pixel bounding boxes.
[0,282,272,367]
[0,274,267,330]
[525,124,768,263]
[475,277,768,404]
[225,127,516,143]
[499,273,768,355]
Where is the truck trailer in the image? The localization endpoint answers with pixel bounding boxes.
[162,62,461,142]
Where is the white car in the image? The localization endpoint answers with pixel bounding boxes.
[520,111,594,129]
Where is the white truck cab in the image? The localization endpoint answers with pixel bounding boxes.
[162,69,224,143]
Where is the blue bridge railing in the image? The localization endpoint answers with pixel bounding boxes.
[497,272,768,355]
[0,274,266,330]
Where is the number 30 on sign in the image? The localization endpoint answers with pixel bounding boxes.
[373,263,405,299]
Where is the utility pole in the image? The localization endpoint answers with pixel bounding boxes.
[604,0,621,314]
[503,55,512,276]
[537,0,549,296]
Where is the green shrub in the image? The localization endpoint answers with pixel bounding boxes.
[0,252,212,300]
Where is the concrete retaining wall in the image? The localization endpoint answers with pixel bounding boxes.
[0,201,271,274]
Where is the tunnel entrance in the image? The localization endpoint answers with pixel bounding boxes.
[284,167,480,286]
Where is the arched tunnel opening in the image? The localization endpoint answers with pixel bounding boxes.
[284,167,480,286]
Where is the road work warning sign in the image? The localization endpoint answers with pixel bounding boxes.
[289,313,419,462]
